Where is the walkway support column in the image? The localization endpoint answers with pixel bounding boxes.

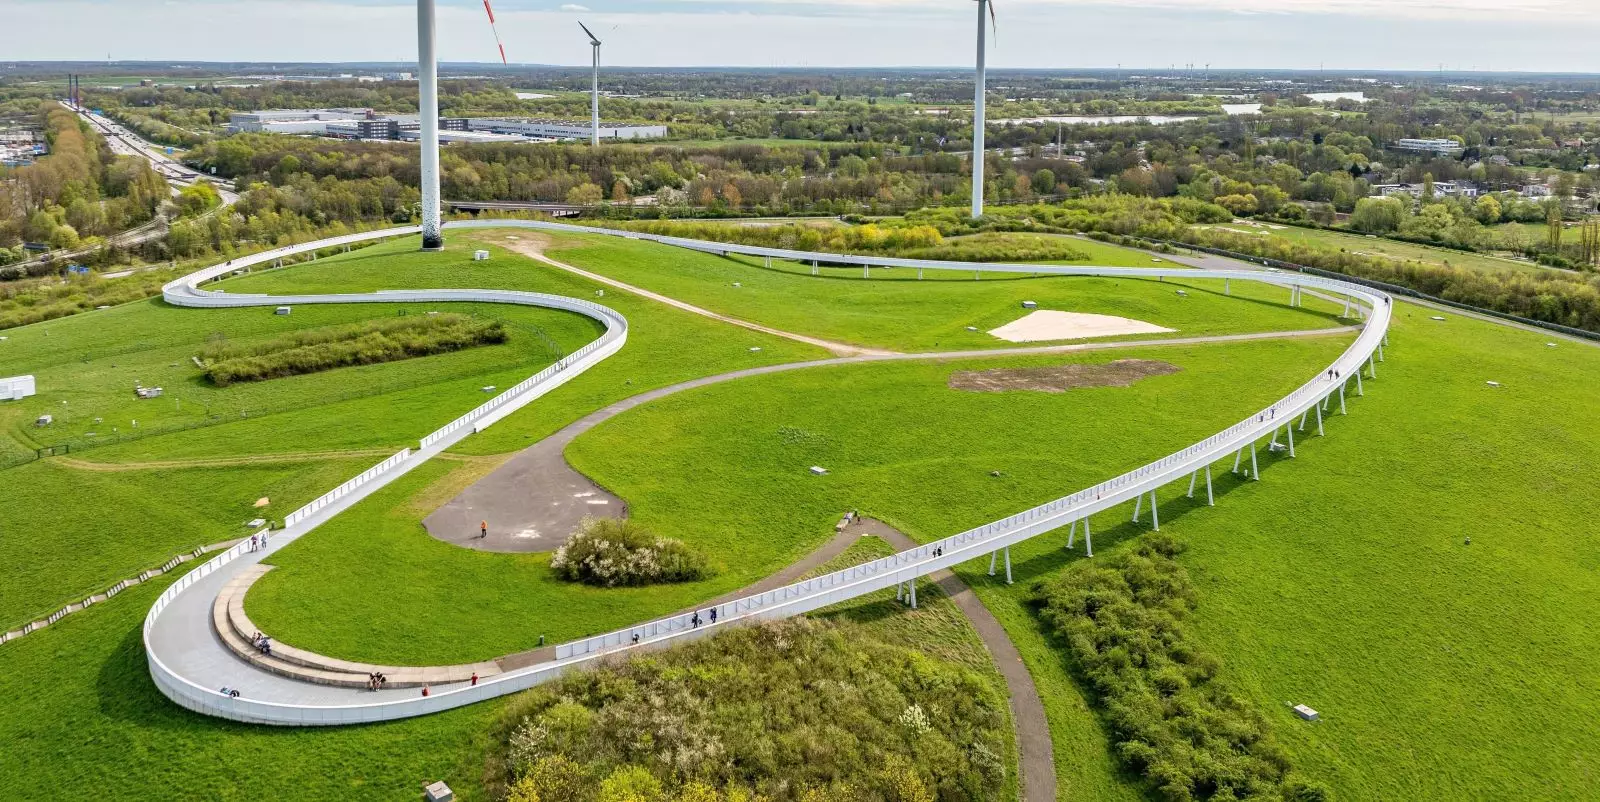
[1205,465,1214,505]
[1316,401,1325,435]
[1133,493,1143,522]
[908,576,917,609]
[417,0,443,251]
[1250,442,1260,480]
[1150,490,1160,530]
[1004,547,1012,585]
[988,551,997,576]
[1187,470,1198,498]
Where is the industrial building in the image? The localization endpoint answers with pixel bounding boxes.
[228,109,665,143]
[1392,137,1465,157]
[227,108,377,134]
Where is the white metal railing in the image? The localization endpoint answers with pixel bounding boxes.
[282,449,412,528]
[144,219,1390,726]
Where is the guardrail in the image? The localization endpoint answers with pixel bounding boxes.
[144,219,1390,726]
[283,449,412,529]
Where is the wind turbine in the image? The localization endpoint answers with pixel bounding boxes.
[418,0,442,250]
[971,0,995,218]
[580,21,602,146]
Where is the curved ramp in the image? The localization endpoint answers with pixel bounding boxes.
[144,220,1391,727]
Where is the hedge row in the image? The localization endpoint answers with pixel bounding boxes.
[202,312,505,385]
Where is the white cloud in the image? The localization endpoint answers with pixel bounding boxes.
[559,3,589,10]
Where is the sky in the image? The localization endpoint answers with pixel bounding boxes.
[6,0,1599,73]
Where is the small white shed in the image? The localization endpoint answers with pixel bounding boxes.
[0,374,36,401]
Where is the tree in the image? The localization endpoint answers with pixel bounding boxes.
[566,183,604,206]
[1349,196,1406,234]
[1580,216,1600,268]
[1421,173,1436,204]
[1214,193,1259,216]
[1474,194,1502,225]
[721,181,742,208]
[611,179,630,203]
[1031,168,1056,195]
[1546,199,1563,249]
[176,182,222,218]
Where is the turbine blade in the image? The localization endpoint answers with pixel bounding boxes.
[482,0,508,64]
[579,21,601,45]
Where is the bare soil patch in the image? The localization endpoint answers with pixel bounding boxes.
[949,358,1181,393]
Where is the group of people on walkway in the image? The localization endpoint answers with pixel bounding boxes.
[366,672,388,691]
[690,607,719,628]
[249,631,271,656]
[248,532,269,552]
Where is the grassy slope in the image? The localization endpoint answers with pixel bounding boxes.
[540,233,1348,353]
[199,234,832,458]
[0,568,526,802]
[244,337,1344,670]
[0,537,1022,802]
[1171,304,1600,799]
[0,457,370,631]
[2,295,598,462]
[547,298,1600,799]
[1207,222,1545,275]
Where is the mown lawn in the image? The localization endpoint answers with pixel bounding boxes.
[0,457,371,631]
[245,336,1346,670]
[1,295,599,462]
[540,232,1348,353]
[0,572,506,801]
[527,297,1600,799]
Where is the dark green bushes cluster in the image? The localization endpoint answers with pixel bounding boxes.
[201,312,505,385]
[905,195,1232,239]
[488,618,1009,802]
[1032,535,1325,802]
[549,517,710,588]
[1182,227,1600,334]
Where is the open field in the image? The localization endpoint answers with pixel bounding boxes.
[540,232,1347,353]
[1204,222,1547,275]
[244,335,1346,664]
[499,293,1597,799]
[10,223,1598,800]
[210,234,833,456]
[1,294,599,462]
[0,457,371,630]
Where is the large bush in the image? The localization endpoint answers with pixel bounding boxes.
[550,517,710,587]
[1032,535,1326,802]
[202,312,506,385]
[488,618,1010,802]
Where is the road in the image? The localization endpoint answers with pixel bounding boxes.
[9,105,241,272]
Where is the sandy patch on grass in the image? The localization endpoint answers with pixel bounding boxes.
[950,359,1181,393]
[987,310,1175,342]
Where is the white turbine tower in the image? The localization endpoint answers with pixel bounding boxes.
[971,0,995,218]
[580,21,602,147]
[417,0,443,250]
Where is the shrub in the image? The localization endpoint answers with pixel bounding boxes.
[549,517,710,587]
[486,618,1009,802]
[201,312,506,385]
[1031,534,1326,801]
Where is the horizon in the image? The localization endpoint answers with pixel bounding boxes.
[6,0,1600,74]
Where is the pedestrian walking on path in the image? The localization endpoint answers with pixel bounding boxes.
[480,520,488,539]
